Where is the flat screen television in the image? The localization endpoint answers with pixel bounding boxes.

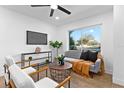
[27,31,47,45]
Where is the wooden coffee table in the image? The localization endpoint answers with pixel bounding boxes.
[49,62,72,82]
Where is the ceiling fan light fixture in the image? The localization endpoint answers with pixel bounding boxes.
[31,5,71,17]
[51,5,57,9]
[55,16,60,20]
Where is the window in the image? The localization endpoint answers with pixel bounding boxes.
[69,25,101,52]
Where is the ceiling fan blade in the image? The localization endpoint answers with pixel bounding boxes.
[31,5,50,7]
[58,5,71,15]
[50,9,54,17]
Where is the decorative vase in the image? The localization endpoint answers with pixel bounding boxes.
[28,56,32,66]
[46,59,49,64]
[59,60,64,65]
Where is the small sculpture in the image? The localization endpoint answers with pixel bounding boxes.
[35,47,41,53]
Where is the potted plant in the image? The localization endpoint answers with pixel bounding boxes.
[57,55,65,65]
[49,41,63,56]
[45,58,49,64]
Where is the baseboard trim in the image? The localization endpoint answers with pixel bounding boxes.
[113,77,124,86]
[105,69,113,75]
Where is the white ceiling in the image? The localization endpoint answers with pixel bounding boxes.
[1,5,113,26]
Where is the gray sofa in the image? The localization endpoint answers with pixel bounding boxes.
[64,50,101,73]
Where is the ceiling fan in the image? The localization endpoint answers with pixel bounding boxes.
[31,5,71,17]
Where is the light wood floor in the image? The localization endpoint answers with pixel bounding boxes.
[70,72,123,88]
[0,71,123,88]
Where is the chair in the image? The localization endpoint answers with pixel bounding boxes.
[4,56,36,85]
[8,64,71,88]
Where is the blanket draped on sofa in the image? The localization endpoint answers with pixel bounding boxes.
[72,60,94,77]
[71,53,104,78]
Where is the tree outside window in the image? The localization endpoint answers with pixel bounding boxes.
[69,25,101,52]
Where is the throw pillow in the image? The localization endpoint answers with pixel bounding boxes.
[88,50,98,62]
[80,50,89,60]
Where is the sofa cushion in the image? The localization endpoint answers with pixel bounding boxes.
[88,51,98,62]
[64,50,81,59]
[80,50,89,60]
[64,57,78,62]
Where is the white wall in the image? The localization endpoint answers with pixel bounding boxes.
[0,6,114,77]
[113,6,124,86]
[0,7,56,76]
[57,12,113,74]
